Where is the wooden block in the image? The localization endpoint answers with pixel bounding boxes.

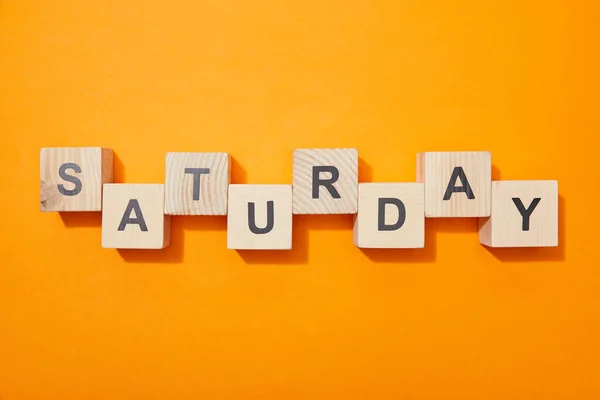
[417,151,491,217]
[227,184,292,250]
[164,152,230,215]
[479,180,558,247]
[353,183,425,248]
[293,148,358,214]
[40,147,113,211]
[102,184,170,249]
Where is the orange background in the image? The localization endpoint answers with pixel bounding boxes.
[1,1,599,398]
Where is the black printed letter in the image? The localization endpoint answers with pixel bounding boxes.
[184,168,210,200]
[248,201,274,234]
[57,162,82,196]
[443,167,475,200]
[312,166,341,199]
[378,198,406,231]
[118,199,148,231]
[512,198,541,231]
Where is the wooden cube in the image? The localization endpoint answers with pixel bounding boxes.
[293,148,358,214]
[102,184,170,249]
[479,180,558,247]
[40,147,113,211]
[417,151,491,217]
[227,184,292,250]
[353,183,425,248]
[164,152,230,215]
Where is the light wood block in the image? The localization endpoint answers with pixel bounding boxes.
[353,183,425,248]
[227,184,292,250]
[102,184,170,249]
[165,152,230,215]
[417,151,491,217]
[40,147,113,212]
[293,148,358,214]
[479,180,558,247]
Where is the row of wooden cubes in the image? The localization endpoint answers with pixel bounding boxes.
[40,147,558,249]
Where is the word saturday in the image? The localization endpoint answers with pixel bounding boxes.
[40,148,558,250]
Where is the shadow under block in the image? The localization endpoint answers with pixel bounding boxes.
[164,152,230,215]
[479,180,558,248]
[293,148,358,214]
[417,151,491,217]
[40,147,113,212]
[227,184,292,250]
[102,184,171,249]
[353,183,425,248]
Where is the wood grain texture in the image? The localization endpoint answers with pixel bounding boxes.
[165,152,229,215]
[353,183,425,248]
[40,147,113,212]
[479,180,558,247]
[102,184,170,249]
[417,151,491,217]
[227,184,292,250]
[293,148,358,214]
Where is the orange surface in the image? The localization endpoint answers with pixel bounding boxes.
[1,1,599,398]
